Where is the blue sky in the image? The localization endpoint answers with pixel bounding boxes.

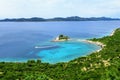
[0,0,120,18]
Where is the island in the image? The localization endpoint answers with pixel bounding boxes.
[0,16,120,22]
[52,34,70,42]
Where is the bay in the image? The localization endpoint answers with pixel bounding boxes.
[0,21,119,63]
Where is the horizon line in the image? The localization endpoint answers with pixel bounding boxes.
[0,16,120,19]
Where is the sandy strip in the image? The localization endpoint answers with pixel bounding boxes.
[110,29,115,36]
[83,29,116,52]
[82,40,106,52]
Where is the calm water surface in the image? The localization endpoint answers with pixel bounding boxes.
[0,21,120,63]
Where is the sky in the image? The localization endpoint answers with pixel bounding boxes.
[0,0,120,18]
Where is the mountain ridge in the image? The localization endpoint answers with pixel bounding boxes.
[0,16,120,22]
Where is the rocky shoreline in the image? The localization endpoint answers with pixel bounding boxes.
[52,36,69,42]
[52,35,70,42]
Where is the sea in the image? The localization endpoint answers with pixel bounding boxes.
[0,21,120,63]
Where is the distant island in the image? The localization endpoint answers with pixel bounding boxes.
[0,16,120,22]
[52,34,69,42]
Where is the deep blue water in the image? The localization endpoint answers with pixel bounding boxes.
[0,21,120,63]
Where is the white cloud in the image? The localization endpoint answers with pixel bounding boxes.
[0,0,120,18]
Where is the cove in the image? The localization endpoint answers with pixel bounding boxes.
[37,40,101,64]
[0,21,119,63]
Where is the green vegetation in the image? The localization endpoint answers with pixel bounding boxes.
[58,34,69,40]
[0,28,120,80]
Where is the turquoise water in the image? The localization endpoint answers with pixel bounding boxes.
[0,21,120,63]
[37,41,100,63]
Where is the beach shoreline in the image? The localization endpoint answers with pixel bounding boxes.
[110,29,115,36]
[83,29,116,52]
[51,29,116,52]
[83,40,105,52]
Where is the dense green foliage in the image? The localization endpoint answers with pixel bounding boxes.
[59,34,69,40]
[0,28,120,80]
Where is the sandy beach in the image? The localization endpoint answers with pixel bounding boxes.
[83,29,116,52]
[83,40,105,52]
[110,29,115,36]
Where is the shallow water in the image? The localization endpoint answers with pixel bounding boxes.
[0,21,120,63]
